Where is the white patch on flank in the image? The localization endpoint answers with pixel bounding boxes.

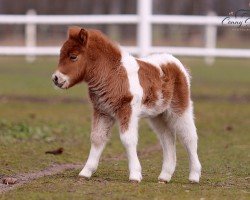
[52,70,70,89]
[140,92,169,118]
[121,50,143,108]
[140,53,190,87]
[120,49,143,182]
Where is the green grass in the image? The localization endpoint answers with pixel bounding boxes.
[0,57,249,199]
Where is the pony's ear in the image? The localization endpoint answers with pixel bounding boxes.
[78,28,88,46]
[68,27,88,46]
[68,26,81,39]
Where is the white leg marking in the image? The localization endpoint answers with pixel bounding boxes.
[79,113,114,178]
[120,115,142,182]
[79,143,105,178]
[171,105,201,183]
[148,114,176,182]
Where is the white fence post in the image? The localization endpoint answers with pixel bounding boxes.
[205,11,217,65]
[25,9,37,62]
[137,0,152,57]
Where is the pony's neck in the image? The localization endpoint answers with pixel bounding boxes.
[83,30,122,87]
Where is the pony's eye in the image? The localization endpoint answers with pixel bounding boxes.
[69,54,78,62]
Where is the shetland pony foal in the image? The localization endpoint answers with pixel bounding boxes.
[52,27,201,183]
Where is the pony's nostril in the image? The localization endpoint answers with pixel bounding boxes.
[53,75,58,83]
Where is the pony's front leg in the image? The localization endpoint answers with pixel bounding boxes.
[79,110,114,178]
[118,108,142,182]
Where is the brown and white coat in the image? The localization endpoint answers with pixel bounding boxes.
[52,27,201,183]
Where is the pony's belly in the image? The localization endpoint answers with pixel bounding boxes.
[140,103,169,118]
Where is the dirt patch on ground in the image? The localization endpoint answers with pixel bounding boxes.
[0,164,82,194]
[1,94,250,105]
[0,143,161,194]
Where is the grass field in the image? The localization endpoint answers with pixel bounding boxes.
[0,57,249,199]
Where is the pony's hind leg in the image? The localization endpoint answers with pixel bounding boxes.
[148,114,176,183]
[172,106,202,183]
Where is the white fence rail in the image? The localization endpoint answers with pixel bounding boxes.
[0,0,249,64]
